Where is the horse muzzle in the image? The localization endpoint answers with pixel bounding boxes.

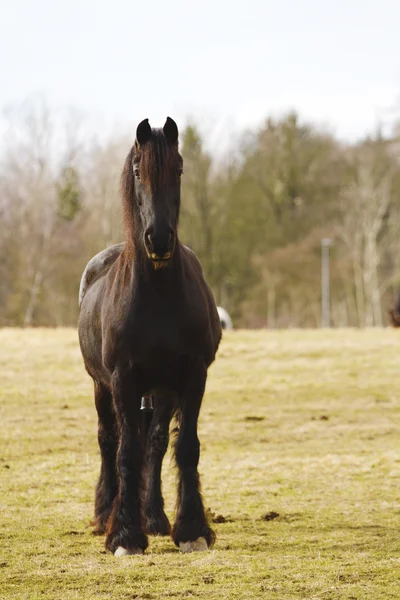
[148,250,173,270]
[144,228,176,269]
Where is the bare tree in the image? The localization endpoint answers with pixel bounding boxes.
[338,143,397,327]
[0,100,86,325]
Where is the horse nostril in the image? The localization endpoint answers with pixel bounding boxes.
[145,231,153,249]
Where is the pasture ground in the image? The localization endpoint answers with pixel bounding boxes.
[1,328,399,599]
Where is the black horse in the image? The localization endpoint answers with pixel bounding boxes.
[78,118,221,556]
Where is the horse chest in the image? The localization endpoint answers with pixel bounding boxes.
[124,298,206,360]
[103,271,215,376]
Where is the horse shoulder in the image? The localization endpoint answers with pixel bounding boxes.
[79,242,125,306]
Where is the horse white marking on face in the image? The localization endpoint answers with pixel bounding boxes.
[179,537,208,553]
[114,546,144,557]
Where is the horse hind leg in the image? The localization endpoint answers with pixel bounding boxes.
[92,381,118,535]
[143,392,175,536]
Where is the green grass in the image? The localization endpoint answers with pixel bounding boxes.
[1,328,400,599]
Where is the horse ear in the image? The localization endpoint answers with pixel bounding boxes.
[136,119,152,146]
[163,117,179,145]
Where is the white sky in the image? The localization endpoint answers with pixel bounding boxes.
[1,0,400,145]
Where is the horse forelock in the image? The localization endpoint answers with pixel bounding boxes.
[121,129,180,201]
[137,129,180,192]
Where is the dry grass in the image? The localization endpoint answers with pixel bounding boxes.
[1,328,400,599]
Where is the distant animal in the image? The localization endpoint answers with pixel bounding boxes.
[217,306,233,330]
[78,117,221,557]
[388,292,400,327]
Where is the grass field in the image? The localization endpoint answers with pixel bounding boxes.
[1,328,400,600]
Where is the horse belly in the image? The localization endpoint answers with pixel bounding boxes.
[138,349,188,392]
[127,318,194,389]
[78,280,111,385]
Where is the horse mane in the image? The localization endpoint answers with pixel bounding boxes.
[120,147,137,250]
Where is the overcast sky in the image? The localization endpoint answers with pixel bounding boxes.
[1,0,400,144]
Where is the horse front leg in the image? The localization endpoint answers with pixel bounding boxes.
[105,366,148,556]
[172,360,215,552]
[143,392,175,535]
[92,381,118,535]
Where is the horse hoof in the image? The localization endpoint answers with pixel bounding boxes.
[179,537,208,553]
[114,546,144,557]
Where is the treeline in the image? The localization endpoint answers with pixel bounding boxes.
[1,100,400,328]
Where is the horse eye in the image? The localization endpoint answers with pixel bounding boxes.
[134,168,140,179]
[177,168,183,177]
